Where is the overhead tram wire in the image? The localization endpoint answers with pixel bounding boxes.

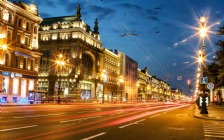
[90,0,190,93]
[98,0,190,93]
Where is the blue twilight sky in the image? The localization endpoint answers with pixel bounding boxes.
[15,0,224,95]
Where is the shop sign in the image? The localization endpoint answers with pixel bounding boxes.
[2,71,10,76]
[15,51,31,58]
[15,73,22,77]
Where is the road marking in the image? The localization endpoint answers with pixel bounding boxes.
[82,132,106,140]
[149,114,161,118]
[176,114,188,117]
[76,111,95,114]
[168,127,185,130]
[14,113,66,119]
[119,119,145,128]
[60,116,102,123]
[0,125,38,132]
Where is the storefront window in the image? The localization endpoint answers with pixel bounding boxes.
[2,76,9,93]
[29,80,34,90]
[13,78,19,94]
[21,79,26,98]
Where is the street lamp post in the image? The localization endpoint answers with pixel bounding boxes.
[119,76,124,103]
[101,69,107,104]
[199,16,208,114]
[56,54,65,104]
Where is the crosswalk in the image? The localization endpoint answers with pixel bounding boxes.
[202,120,224,139]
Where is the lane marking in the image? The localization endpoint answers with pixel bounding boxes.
[0,125,38,132]
[205,135,224,138]
[176,114,188,117]
[119,119,145,128]
[76,111,95,114]
[82,132,106,140]
[168,127,185,130]
[60,116,102,123]
[14,113,66,119]
[149,114,161,118]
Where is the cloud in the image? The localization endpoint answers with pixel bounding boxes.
[147,16,160,21]
[183,61,190,64]
[172,63,177,66]
[39,13,52,18]
[87,5,115,19]
[116,3,143,11]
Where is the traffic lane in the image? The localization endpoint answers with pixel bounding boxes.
[11,103,188,140]
[79,104,203,140]
[1,102,172,126]
[0,103,184,139]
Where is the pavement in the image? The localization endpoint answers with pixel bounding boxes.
[194,103,224,121]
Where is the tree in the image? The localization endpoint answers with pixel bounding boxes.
[207,25,224,88]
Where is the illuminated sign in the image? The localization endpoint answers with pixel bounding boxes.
[2,71,10,76]
[15,73,22,77]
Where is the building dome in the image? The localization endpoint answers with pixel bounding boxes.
[29,3,38,14]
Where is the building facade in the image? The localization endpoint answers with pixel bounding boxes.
[100,49,119,102]
[0,1,42,103]
[137,67,152,101]
[38,4,102,100]
[115,50,138,102]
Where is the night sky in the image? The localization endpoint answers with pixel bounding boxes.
[14,0,224,95]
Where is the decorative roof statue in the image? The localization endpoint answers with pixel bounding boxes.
[75,4,82,21]
[94,18,99,34]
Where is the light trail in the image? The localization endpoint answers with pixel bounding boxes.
[17,104,190,140]
[81,132,107,140]
[0,125,38,132]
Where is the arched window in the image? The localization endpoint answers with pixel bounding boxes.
[82,53,93,76]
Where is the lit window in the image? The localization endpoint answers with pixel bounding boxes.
[3,10,9,21]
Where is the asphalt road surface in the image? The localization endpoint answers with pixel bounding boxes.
[0,102,210,140]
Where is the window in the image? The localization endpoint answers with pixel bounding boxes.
[31,60,34,71]
[13,78,19,95]
[25,36,29,46]
[15,56,19,68]
[18,18,22,27]
[21,79,26,98]
[23,58,27,70]
[82,53,93,76]
[17,34,21,43]
[7,29,12,42]
[3,10,9,21]
[8,13,13,24]
[26,22,29,31]
[34,26,37,34]
[4,53,9,66]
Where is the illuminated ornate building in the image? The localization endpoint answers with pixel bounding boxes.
[115,49,138,101]
[100,49,119,102]
[137,67,152,101]
[38,4,102,100]
[0,1,42,103]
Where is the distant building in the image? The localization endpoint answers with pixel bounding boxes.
[0,1,42,103]
[38,4,102,100]
[115,50,138,101]
[137,67,152,101]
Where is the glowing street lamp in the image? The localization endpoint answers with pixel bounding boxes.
[55,54,66,103]
[199,16,208,114]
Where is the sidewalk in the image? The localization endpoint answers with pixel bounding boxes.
[194,104,224,121]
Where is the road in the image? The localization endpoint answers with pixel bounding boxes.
[0,102,211,140]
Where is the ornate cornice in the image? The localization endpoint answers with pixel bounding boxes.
[0,1,42,23]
